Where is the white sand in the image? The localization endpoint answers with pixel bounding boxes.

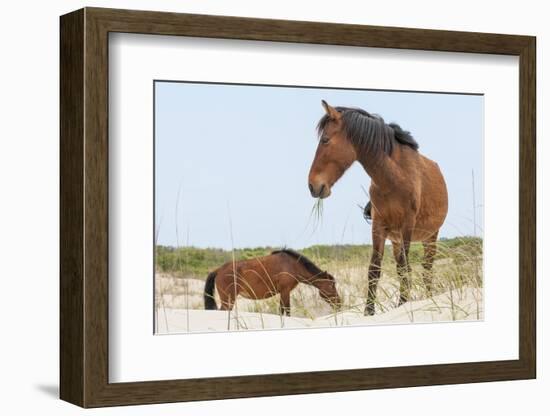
[156,287,483,334]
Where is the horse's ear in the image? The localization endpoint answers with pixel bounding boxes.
[321,100,340,120]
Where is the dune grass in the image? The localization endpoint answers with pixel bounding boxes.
[156,237,481,278]
[155,236,483,323]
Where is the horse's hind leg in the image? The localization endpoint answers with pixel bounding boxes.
[218,282,236,311]
[421,233,438,297]
[219,294,235,311]
[393,238,412,307]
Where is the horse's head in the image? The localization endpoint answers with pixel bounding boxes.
[308,100,357,199]
[315,272,342,310]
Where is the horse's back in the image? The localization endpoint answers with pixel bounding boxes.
[215,254,299,299]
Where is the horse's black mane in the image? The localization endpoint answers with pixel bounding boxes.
[271,249,330,278]
[317,106,419,157]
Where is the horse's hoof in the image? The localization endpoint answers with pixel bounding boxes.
[364,307,375,316]
[397,296,409,307]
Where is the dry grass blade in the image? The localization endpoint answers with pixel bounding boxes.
[309,197,324,231]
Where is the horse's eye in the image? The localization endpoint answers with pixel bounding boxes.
[321,137,330,145]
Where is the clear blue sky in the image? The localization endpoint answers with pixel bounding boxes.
[155,82,483,249]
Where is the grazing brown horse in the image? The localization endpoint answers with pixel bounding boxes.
[308,100,448,316]
[204,249,341,316]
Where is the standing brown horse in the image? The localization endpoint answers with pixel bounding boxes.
[308,100,448,316]
[204,249,341,316]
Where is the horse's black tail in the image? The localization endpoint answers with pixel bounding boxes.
[363,201,372,222]
[204,271,217,310]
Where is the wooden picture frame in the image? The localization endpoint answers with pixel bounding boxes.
[60,7,536,408]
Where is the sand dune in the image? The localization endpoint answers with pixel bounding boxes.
[156,287,483,334]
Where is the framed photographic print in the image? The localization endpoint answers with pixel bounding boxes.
[60,7,536,408]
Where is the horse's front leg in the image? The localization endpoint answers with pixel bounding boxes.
[279,289,291,317]
[365,222,387,316]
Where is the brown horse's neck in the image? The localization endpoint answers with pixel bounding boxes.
[356,146,401,190]
[299,269,324,287]
[296,263,320,286]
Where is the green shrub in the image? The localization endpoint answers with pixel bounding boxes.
[155,236,482,281]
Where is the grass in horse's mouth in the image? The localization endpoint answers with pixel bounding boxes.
[311,198,324,227]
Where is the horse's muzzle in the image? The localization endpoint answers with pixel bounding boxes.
[308,183,330,198]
